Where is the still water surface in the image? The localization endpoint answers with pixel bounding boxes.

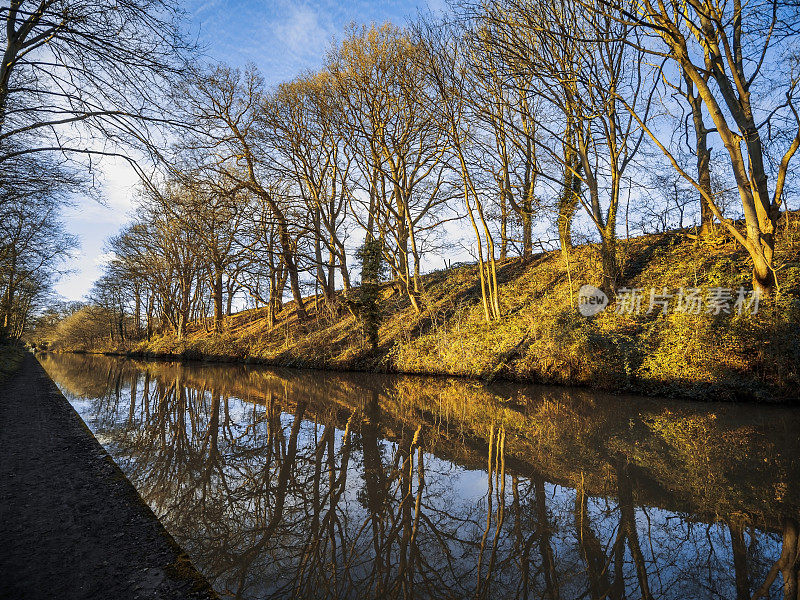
[39,353,800,600]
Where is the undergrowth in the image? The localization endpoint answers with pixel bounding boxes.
[50,219,800,402]
[0,343,25,383]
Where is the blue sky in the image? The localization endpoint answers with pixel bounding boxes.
[186,0,441,83]
[56,0,439,301]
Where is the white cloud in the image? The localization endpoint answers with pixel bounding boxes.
[272,4,333,64]
[94,252,117,266]
[56,155,140,301]
[100,157,139,216]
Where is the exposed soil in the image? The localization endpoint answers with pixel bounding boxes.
[0,353,217,600]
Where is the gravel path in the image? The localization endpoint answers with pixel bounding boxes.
[0,354,217,600]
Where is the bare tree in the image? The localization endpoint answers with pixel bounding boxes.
[0,153,78,338]
[164,173,248,332]
[467,19,542,259]
[0,0,193,176]
[134,182,206,338]
[328,24,453,313]
[484,0,652,292]
[178,66,310,322]
[417,19,502,321]
[596,0,800,292]
[266,73,352,302]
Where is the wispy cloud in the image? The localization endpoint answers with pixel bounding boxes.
[94,252,117,266]
[271,4,334,66]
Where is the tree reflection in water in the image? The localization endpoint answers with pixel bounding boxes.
[40,353,800,600]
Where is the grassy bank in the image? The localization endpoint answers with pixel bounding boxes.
[53,221,800,402]
[0,343,25,384]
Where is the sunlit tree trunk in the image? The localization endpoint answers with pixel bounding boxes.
[684,74,715,238]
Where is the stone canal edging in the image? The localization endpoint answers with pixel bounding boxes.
[0,353,217,600]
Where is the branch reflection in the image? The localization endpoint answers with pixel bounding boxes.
[41,353,800,600]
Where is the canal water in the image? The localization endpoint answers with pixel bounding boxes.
[39,353,800,600]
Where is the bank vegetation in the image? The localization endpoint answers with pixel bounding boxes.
[39,218,800,401]
[13,0,800,401]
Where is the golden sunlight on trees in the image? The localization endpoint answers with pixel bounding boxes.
[11,2,800,595]
[588,0,800,293]
[327,24,453,314]
[22,0,800,369]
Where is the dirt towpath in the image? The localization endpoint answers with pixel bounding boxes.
[0,354,217,600]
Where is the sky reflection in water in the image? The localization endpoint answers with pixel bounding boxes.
[40,353,800,600]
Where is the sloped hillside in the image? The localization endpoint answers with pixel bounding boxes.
[62,220,800,401]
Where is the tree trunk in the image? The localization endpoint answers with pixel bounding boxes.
[575,481,613,600]
[339,254,351,292]
[212,268,224,332]
[728,518,750,600]
[0,258,16,338]
[616,458,653,600]
[313,208,332,303]
[500,190,509,261]
[751,237,777,295]
[134,291,141,339]
[178,313,187,339]
[600,228,619,294]
[558,157,581,251]
[560,108,580,252]
[118,309,125,342]
[279,225,307,322]
[521,208,533,259]
[685,76,715,237]
[752,517,799,599]
[146,294,154,341]
[327,245,336,300]
[534,475,560,600]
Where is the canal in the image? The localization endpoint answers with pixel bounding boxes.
[39,352,800,600]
